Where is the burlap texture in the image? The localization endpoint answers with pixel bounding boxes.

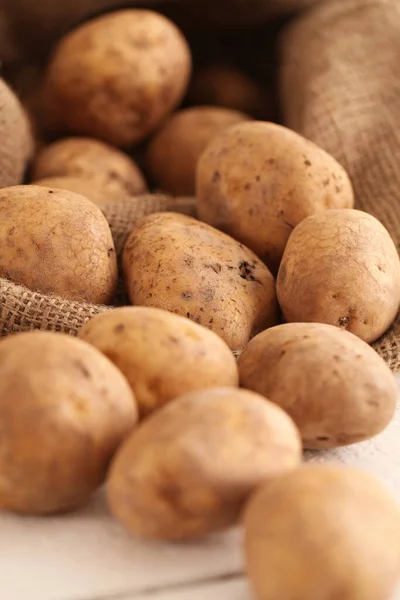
[280,0,400,370]
[0,194,196,337]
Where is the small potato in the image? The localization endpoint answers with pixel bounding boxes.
[244,465,400,600]
[42,10,192,147]
[0,185,117,304]
[0,77,33,188]
[0,331,137,515]
[196,121,354,274]
[108,387,301,540]
[277,209,400,343]
[146,106,250,196]
[188,65,264,116]
[79,306,239,417]
[31,137,147,197]
[238,323,397,449]
[122,212,279,352]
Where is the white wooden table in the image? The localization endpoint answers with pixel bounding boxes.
[2,380,400,600]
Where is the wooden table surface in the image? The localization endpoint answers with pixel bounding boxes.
[2,380,400,600]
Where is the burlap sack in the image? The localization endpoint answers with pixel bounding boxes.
[280,0,400,370]
[0,194,196,337]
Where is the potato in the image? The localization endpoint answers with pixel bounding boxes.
[196,121,354,274]
[0,185,117,304]
[108,387,301,540]
[79,306,239,417]
[0,77,33,188]
[238,323,397,449]
[277,209,400,343]
[188,66,264,116]
[31,137,147,197]
[33,176,119,210]
[146,106,250,196]
[122,212,279,352]
[42,10,192,147]
[244,465,400,600]
[0,331,137,515]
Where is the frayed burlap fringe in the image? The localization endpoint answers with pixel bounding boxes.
[280,0,400,370]
[0,194,197,337]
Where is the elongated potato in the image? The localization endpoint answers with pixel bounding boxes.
[277,209,400,343]
[0,331,137,515]
[79,306,239,417]
[122,212,279,351]
[0,185,117,303]
[244,465,400,600]
[238,323,397,449]
[197,121,354,274]
[108,387,301,540]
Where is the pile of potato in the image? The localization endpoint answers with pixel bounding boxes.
[1,7,400,600]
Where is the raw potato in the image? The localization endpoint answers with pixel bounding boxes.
[146,106,250,196]
[0,331,137,515]
[244,465,400,600]
[277,209,400,343]
[188,66,263,116]
[0,77,33,188]
[108,387,301,540]
[31,137,147,197]
[122,212,279,352]
[196,121,354,274]
[42,10,192,147]
[33,176,118,210]
[79,306,239,418]
[238,323,397,449]
[0,185,118,304]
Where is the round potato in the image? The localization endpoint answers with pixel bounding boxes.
[0,331,137,515]
[79,306,239,418]
[196,121,354,274]
[108,387,301,540]
[244,465,400,600]
[31,137,147,197]
[0,77,33,188]
[146,106,250,196]
[277,209,400,343]
[122,212,279,352]
[42,10,192,147]
[0,185,117,303]
[238,323,397,449]
[188,66,264,116]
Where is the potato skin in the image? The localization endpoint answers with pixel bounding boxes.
[79,306,239,418]
[277,209,400,343]
[0,185,117,304]
[146,106,250,196]
[108,387,301,540]
[0,331,137,515]
[42,10,192,147]
[244,465,400,600]
[122,212,279,352]
[238,323,397,449]
[31,137,147,197]
[196,121,354,274]
[33,176,116,210]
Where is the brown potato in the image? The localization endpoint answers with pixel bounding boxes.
[122,212,279,352]
[33,176,118,210]
[42,10,192,147]
[0,331,137,515]
[146,106,250,196]
[196,121,354,274]
[277,209,400,343]
[0,77,33,188]
[79,306,239,418]
[238,323,397,449]
[188,66,264,116]
[31,137,147,197]
[0,185,117,303]
[108,387,301,540]
[244,465,400,600]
